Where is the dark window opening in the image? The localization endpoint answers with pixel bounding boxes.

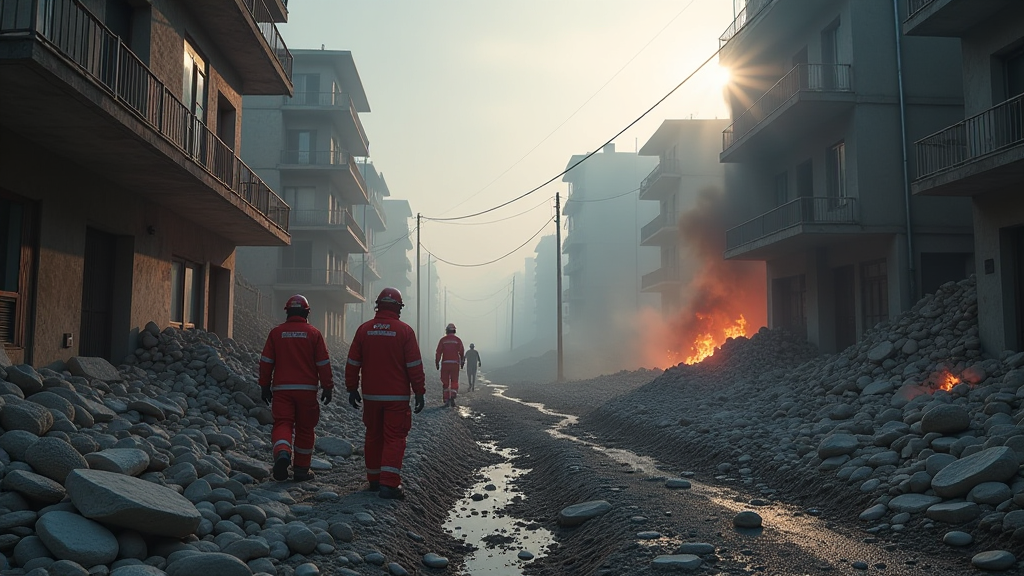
[772,274,807,340]
[862,259,889,329]
[171,259,203,329]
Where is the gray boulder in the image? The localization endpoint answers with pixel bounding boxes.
[165,552,252,576]
[223,451,270,480]
[0,429,41,460]
[25,437,89,483]
[6,364,44,395]
[817,434,859,458]
[558,500,612,526]
[1,470,66,503]
[921,404,971,435]
[652,554,702,570]
[0,398,53,435]
[84,449,150,477]
[26,391,76,420]
[66,469,202,537]
[36,511,118,566]
[971,550,1016,571]
[66,357,121,382]
[925,502,981,524]
[931,447,1020,498]
[315,437,353,458]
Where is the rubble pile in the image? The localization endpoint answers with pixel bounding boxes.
[0,321,381,575]
[588,276,1024,567]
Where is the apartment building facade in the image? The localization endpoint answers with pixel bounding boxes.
[561,144,658,367]
[0,0,292,365]
[238,49,370,348]
[638,119,729,315]
[375,198,414,320]
[905,0,1024,354]
[720,0,974,353]
[346,159,388,332]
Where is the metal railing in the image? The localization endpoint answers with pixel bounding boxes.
[368,192,387,226]
[720,0,776,46]
[641,267,681,290]
[280,149,345,165]
[639,158,680,196]
[726,196,859,251]
[0,0,289,232]
[289,209,345,227]
[641,211,676,242]
[342,209,367,247]
[907,0,937,19]
[275,268,344,286]
[285,91,368,150]
[344,270,362,295]
[242,0,292,80]
[723,63,853,151]
[915,94,1024,179]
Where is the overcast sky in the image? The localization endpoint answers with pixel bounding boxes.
[281,0,734,348]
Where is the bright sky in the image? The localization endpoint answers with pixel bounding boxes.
[281,0,735,349]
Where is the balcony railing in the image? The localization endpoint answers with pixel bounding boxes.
[343,209,367,247]
[242,0,292,80]
[726,196,859,250]
[915,94,1024,179]
[344,270,362,295]
[641,211,676,242]
[275,268,344,285]
[907,0,937,19]
[639,158,680,196]
[289,209,346,227]
[723,63,853,151]
[641,267,680,290]
[0,0,289,231]
[720,0,776,46]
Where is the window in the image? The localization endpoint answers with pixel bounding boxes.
[826,141,846,207]
[171,259,203,329]
[0,196,26,346]
[183,39,207,159]
[286,130,316,164]
[861,259,889,329]
[293,74,321,105]
[284,187,316,224]
[282,240,313,269]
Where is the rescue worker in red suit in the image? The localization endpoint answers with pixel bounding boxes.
[346,288,426,500]
[434,323,465,408]
[259,295,334,482]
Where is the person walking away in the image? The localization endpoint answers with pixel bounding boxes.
[259,295,334,482]
[346,288,426,500]
[465,343,482,392]
[435,323,465,407]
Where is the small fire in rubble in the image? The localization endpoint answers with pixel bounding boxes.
[930,369,961,392]
[682,314,748,365]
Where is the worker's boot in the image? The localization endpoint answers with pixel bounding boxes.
[293,466,315,482]
[378,484,405,500]
[449,394,456,407]
[272,451,291,481]
[364,480,380,492]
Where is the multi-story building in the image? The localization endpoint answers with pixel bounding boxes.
[376,198,414,317]
[904,0,1024,354]
[0,0,292,365]
[346,159,389,332]
[719,0,974,353]
[561,144,658,369]
[532,235,558,353]
[238,49,370,348]
[638,119,730,315]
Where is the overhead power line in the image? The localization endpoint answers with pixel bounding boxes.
[423,195,551,226]
[570,186,641,203]
[423,215,554,268]
[425,46,723,222]
[448,281,513,302]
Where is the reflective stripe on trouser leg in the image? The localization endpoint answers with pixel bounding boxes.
[362,401,385,484]
[271,391,297,460]
[292,392,321,468]
[441,364,460,401]
[381,401,412,488]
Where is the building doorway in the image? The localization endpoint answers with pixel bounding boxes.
[1013,226,1024,351]
[834,265,856,351]
[861,259,889,330]
[772,274,807,340]
[81,227,117,358]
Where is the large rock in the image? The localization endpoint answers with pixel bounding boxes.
[165,552,252,576]
[925,502,981,524]
[67,357,122,382]
[315,437,354,458]
[558,500,612,526]
[1,470,66,503]
[652,554,702,571]
[36,511,118,566]
[931,447,1020,498]
[224,451,270,480]
[25,437,89,483]
[920,404,971,435]
[6,364,44,395]
[0,429,41,460]
[84,449,150,477]
[817,434,859,458]
[65,469,202,537]
[47,388,116,423]
[0,398,53,435]
[867,341,895,363]
[26,391,76,420]
[971,551,1017,571]
[888,494,942,513]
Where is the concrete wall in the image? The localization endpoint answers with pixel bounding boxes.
[975,191,1024,353]
[961,2,1024,114]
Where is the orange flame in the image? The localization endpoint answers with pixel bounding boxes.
[933,369,960,392]
[683,314,748,365]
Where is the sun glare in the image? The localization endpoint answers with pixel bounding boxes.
[713,64,732,89]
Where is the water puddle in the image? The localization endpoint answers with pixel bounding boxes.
[443,431,553,575]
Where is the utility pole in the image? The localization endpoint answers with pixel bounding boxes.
[444,287,447,325]
[416,213,421,337]
[555,193,564,382]
[426,253,431,337]
[509,276,515,352]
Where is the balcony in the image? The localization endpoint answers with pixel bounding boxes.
[724,197,860,260]
[563,285,585,302]
[263,0,289,23]
[365,193,387,229]
[638,159,681,201]
[0,0,289,245]
[641,267,681,293]
[282,91,369,156]
[274,268,364,302]
[912,95,1024,197]
[288,209,367,252]
[361,253,381,282]
[722,64,855,163]
[719,0,776,47]
[561,230,585,254]
[640,211,678,246]
[904,0,1010,37]
[563,255,584,276]
[279,149,369,205]
[719,0,830,61]
[180,0,292,94]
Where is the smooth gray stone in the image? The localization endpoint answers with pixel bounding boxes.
[888,494,942,513]
[111,566,169,576]
[222,538,270,562]
[26,391,76,420]
[285,525,317,554]
[387,562,408,576]
[942,531,973,546]
[314,437,353,458]
[67,357,122,382]
[676,542,715,555]
[25,436,89,483]
[968,481,1012,505]
[859,504,887,521]
[294,563,320,576]
[651,554,702,570]
[165,552,253,576]
[1,398,53,435]
[0,429,39,460]
[48,559,90,576]
[733,511,762,528]
[85,448,150,477]
[66,469,201,538]
[818,434,858,458]
[971,550,1017,571]
[36,511,118,566]
[926,502,980,524]
[0,510,37,531]
[422,553,449,569]
[6,365,44,395]
[921,404,971,435]
[14,535,52,567]
[2,469,66,503]
[665,478,691,489]
[558,500,612,526]
[931,447,1020,498]
[224,452,270,480]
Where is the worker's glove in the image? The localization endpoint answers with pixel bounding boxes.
[260,386,273,405]
[348,390,362,409]
[435,361,440,370]
[414,394,425,414]
[460,362,465,369]
[321,388,333,405]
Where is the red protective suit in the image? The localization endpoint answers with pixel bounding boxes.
[346,309,426,489]
[259,316,333,468]
[435,333,465,404]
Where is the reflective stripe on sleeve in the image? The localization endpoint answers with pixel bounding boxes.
[381,465,402,474]
[316,359,331,366]
[362,394,411,401]
[406,359,422,367]
[347,358,362,366]
[271,384,319,392]
[260,356,275,363]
